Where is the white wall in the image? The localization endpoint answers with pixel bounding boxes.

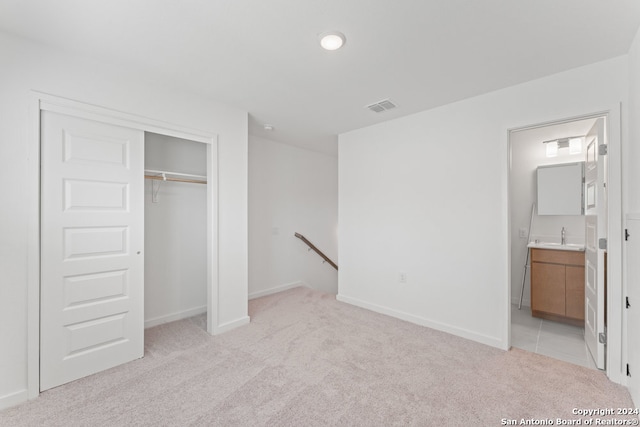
[144,133,207,327]
[249,136,338,297]
[510,125,589,306]
[338,56,628,350]
[0,32,248,408]
[628,29,640,213]
[625,25,640,407]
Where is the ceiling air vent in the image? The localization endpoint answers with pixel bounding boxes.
[366,99,397,113]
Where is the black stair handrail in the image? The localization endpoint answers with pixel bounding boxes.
[294,232,338,271]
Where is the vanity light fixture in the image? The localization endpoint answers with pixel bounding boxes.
[319,31,346,51]
[543,136,583,158]
[545,140,559,157]
[569,137,583,155]
[263,124,274,131]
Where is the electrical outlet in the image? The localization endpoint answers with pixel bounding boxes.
[399,272,407,283]
[519,227,527,238]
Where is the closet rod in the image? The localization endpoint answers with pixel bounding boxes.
[144,169,205,179]
[144,175,206,184]
[144,169,207,185]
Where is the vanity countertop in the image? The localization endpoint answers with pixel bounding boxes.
[527,241,585,252]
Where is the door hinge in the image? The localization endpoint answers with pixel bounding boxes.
[628,363,632,377]
[599,238,607,250]
[626,229,631,241]
[626,297,631,309]
[599,144,608,156]
[599,332,607,344]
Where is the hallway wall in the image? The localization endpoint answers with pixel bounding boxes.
[249,136,338,297]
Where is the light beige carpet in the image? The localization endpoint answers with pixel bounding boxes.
[0,287,635,426]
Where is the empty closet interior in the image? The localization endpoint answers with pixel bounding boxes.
[144,132,207,328]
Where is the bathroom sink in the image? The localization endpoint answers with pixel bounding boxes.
[527,241,585,251]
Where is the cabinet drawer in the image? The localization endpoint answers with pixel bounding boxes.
[530,248,585,266]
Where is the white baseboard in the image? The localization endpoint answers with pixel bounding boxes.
[214,316,250,335]
[144,305,207,329]
[0,389,28,411]
[511,296,531,307]
[336,294,504,349]
[248,281,306,300]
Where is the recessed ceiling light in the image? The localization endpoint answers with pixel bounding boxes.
[319,31,346,51]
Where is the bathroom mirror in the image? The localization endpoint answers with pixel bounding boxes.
[537,162,584,215]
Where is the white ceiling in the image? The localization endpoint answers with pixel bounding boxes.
[1,1,639,156]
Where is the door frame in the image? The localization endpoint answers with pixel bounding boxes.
[505,105,625,385]
[26,92,220,398]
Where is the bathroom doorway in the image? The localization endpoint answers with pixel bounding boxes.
[508,114,608,370]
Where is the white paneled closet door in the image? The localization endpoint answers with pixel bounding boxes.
[40,111,144,391]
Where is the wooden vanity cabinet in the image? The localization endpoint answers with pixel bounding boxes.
[530,248,585,326]
[565,265,586,320]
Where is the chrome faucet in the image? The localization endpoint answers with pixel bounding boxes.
[561,227,566,245]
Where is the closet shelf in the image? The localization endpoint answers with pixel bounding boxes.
[144,169,207,185]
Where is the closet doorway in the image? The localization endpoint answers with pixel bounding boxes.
[30,93,219,394]
[144,133,209,329]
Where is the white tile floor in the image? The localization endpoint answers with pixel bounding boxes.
[511,304,598,369]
